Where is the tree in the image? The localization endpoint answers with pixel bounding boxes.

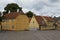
[26,11,34,17]
[0,12,1,16]
[4,3,22,13]
[3,11,7,16]
[0,16,3,31]
[0,17,2,22]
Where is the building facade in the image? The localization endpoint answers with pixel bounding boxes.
[28,16,39,30]
[42,16,55,30]
[1,12,29,31]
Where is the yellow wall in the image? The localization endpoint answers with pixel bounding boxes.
[41,17,55,30]
[41,26,55,30]
[56,22,60,30]
[2,15,29,31]
[28,16,39,30]
[0,26,1,30]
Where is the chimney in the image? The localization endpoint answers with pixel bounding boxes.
[1,12,3,16]
[17,9,19,12]
[8,10,10,13]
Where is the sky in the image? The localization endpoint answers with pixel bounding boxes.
[0,0,60,17]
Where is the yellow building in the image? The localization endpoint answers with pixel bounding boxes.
[1,12,29,31]
[35,16,46,30]
[28,16,39,30]
[29,16,55,30]
[28,16,47,30]
[42,16,55,30]
[55,22,60,30]
[53,17,60,30]
[0,22,1,30]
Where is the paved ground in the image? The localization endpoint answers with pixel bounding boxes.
[0,30,60,40]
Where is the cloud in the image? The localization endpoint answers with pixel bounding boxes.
[49,0,59,3]
[22,8,29,13]
[0,0,16,11]
[0,0,60,17]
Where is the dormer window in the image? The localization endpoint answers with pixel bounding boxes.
[12,19,15,22]
[2,19,5,22]
[42,21,44,24]
[12,25,14,29]
[33,21,34,23]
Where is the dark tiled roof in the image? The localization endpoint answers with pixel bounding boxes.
[4,12,24,19]
[35,16,46,26]
[53,17,60,21]
[35,16,54,26]
[43,16,54,22]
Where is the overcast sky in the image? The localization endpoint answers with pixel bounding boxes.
[0,0,60,17]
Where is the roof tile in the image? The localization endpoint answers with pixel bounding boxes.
[4,12,24,19]
[35,16,46,26]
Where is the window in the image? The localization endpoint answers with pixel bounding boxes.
[12,19,15,22]
[12,25,14,29]
[6,24,9,29]
[2,19,5,22]
[33,21,34,23]
[7,20,9,22]
[5,19,9,22]
[42,21,44,24]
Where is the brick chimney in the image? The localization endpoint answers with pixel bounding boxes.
[8,10,10,13]
[17,9,19,12]
[1,12,3,16]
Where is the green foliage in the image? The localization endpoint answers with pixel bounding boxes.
[26,11,34,17]
[4,3,22,13]
[3,11,6,15]
[0,12,1,16]
[0,17,2,22]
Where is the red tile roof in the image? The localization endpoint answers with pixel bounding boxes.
[35,16,54,26]
[4,12,24,19]
[35,16,46,26]
[43,16,54,22]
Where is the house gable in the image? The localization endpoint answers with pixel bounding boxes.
[43,16,54,26]
[15,15,29,30]
[2,12,29,30]
[35,16,46,26]
[28,16,39,30]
